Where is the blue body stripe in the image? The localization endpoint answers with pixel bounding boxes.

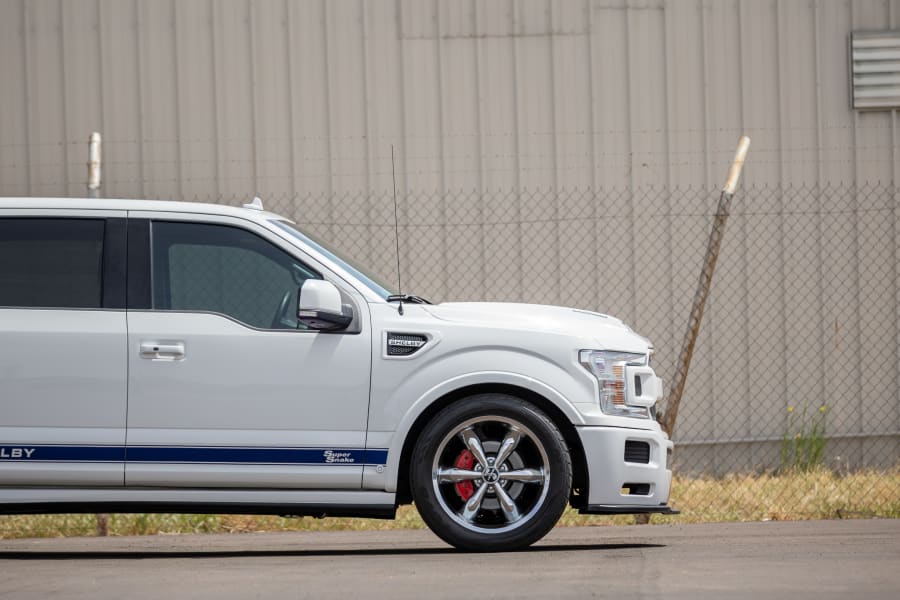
[0,445,124,462]
[364,449,389,464]
[0,445,389,465]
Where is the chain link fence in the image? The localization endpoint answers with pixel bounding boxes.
[254,182,898,460]
[240,181,899,517]
[1,181,897,536]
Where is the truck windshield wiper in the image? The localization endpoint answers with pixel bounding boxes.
[387,294,432,305]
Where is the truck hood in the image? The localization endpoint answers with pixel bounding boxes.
[421,302,651,351]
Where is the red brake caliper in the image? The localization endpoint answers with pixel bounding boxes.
[454,449,476,500]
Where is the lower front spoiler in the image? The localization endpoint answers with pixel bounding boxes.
[579,504,680,515]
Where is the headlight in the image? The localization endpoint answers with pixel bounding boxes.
[578,350,650,418]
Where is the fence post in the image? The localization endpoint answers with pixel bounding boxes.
[87,132,101,199]
[659,136,751,438]
[87,132,109,537]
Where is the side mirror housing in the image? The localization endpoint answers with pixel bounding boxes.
[297,279,353,331]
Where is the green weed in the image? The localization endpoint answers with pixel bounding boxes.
[780,403,829,472]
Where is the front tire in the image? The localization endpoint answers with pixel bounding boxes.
[411,394,572,551]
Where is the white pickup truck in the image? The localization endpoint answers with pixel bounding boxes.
[0,197,674,551]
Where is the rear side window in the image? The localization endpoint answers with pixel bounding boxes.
[151,221,320,329]
[0,218,105,309]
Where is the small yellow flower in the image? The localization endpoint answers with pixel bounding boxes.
[787,406,794,413]
[819,405,827,413]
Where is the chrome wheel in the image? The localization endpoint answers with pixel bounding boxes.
[431,415,550,534]
[412,394,571,551]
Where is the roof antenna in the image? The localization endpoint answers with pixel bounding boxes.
[391,145,404,316]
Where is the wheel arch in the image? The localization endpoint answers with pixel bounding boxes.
[394,383,590,508]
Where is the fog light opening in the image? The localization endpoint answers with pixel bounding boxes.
[620,483,651,496]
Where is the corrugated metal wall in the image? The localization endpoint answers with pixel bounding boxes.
[0,0,898,472]
[2,0,899,197]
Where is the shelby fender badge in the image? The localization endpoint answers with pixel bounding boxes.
[386,332,428,356]
[0,447,35,459]
[388,338,425,348]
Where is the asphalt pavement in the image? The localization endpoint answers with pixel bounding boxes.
[1,519,898,599]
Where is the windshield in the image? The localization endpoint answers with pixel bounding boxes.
[271,220,394,300]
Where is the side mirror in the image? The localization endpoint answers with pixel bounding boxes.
[297,279,353,331]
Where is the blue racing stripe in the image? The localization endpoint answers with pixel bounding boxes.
[0,445,124,462]
[0,445,389,465]
[128,446,367,465]
[364,449,388,464]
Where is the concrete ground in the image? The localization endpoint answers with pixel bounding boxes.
[1,519,898,599]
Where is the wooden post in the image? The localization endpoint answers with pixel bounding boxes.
[659,136,750,438]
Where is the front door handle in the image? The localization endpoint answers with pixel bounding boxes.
[140,341,185,361]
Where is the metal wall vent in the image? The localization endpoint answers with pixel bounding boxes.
[851,30,900,110]
[386,332,427,356]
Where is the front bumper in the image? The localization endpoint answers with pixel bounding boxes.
[575,424,675,514]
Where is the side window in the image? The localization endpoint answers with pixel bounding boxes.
[0,218,105,309]
[151,221,320,330]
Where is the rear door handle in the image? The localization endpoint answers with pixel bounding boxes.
[140,341,185,361]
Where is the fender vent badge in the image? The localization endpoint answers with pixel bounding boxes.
[386,332,427,356]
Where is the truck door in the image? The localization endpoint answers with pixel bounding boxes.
[0,214,127,487]
[124,215,372,489]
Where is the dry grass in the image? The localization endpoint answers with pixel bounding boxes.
[1,467,897,539]
[559,466,900,527]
